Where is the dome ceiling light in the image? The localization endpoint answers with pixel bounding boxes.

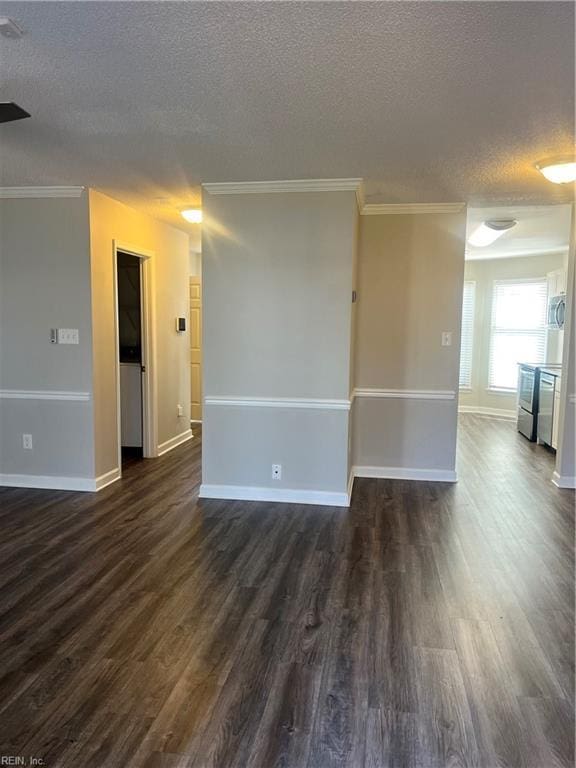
[535,156,576,185]
[181,209,203,224]
[468,219,517,248]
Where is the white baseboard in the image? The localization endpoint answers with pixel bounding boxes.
[0,467,121,492]
[0,473,97,492]
[199,483,350,507]
[347,470,355,501]
[458,405,516,420]
[353,465,457,483]
[95,467,121,491]
[157,429,193,456]
[552,471,576,489]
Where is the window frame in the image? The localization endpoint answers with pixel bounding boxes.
[487,277,548,393]
[459,280,476,391]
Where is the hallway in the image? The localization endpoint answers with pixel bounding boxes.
[0,416,573,767]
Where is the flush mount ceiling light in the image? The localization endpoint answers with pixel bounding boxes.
[535,156,576,185]
[0,101,30,124]
[181,209,202,224]
[468,219,517,248]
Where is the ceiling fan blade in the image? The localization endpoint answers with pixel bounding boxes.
[0,102,30,124]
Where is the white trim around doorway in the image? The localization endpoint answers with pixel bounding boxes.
[112,241,158,477]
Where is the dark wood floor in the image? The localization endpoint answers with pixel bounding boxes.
[0,416,573,767]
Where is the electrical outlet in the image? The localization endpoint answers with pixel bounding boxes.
[22,433,33,450]
[177,404,184,417]
[272,464,282,480]
[441,331,452,347]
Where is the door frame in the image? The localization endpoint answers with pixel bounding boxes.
[189,275,203,424]
[113,240,158,469]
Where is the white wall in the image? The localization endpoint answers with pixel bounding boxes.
[0,195,95,482]
[201,190,357,502]
[460,252,566,415]
[0,190,190,490]
[352,212,467,479]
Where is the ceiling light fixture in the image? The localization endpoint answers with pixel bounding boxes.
[468,219,517,248]
[0,17,24,39]
[535,156,576,185]
[181,209,202,224]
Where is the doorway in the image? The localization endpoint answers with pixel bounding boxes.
[113,241,157,471]
[117,251,143,463]
[457,204,572,483]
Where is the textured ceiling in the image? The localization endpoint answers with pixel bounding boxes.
[465,204,572,260]
[0,1,574,243]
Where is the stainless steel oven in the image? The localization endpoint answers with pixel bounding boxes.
[517,364,540,441]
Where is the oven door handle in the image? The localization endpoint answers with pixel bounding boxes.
[555,299,565,328]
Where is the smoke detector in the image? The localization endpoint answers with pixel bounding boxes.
[0,18,24,39]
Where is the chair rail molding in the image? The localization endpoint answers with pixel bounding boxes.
[204,395,352,411]
[0,186,84,198]
[0,389,90,401]
[353,388,456,401]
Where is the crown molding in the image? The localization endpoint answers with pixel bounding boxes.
[355,182,365,213]
[203,178,362,196]
[0,186,85,199]
[361,202,466,216]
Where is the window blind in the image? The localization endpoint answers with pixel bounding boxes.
[488,279,548,391]
[459,281,475,389]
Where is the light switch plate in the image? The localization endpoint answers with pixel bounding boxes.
[57,328,79,345]
[441,331,452,347]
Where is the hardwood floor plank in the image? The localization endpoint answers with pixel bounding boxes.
[452,617,534,768]
[0,415,572,767]
[363,707,419,768]
[414,647,480,768]
[519,695,575,768]
[245,661,323,768]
